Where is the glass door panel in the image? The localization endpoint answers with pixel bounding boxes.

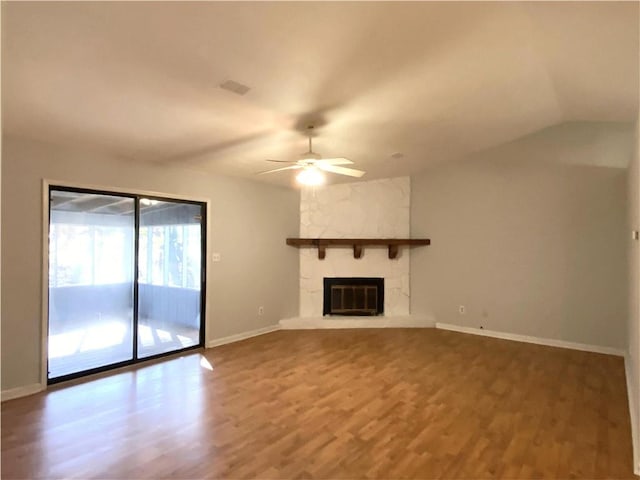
[137,199,203,358]
[48,190,135,380]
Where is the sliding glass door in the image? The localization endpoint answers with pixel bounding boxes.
[48,190,135,379]
[137,200,203,358]
[48,187,205,383]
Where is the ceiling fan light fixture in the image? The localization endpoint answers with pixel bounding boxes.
[296,166,325,186]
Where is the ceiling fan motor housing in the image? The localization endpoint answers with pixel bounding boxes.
[300,152,321,162]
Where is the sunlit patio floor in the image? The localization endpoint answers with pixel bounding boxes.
[48,316,200,379]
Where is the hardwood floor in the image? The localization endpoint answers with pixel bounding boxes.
[1,329,636,479]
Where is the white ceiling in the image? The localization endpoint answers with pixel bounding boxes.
[2,2,638,187]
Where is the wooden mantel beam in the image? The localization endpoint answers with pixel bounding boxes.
[286,238,431,260]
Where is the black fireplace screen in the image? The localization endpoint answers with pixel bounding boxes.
[323,277,384,316]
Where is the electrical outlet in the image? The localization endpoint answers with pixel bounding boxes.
[258,306,264,316]
[212,252,221,262]
[458,305,465,314]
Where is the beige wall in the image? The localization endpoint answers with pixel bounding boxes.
[1,136,300,391]
[411,124,629,349]
[628,119,640,473]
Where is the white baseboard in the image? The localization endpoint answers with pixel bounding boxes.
[279,314,436,330]
[625,352,640,476]
[206,324,281,348]
[1,383,45,402]
[435,323,626,357]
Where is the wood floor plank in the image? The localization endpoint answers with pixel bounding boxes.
[1,329,636,479]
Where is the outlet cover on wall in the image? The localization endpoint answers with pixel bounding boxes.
[458,305,465,314]
[212,252,221,262]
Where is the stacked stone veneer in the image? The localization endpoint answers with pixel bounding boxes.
[299,177,411,317]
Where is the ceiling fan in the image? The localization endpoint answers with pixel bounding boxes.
[258,126,365,184]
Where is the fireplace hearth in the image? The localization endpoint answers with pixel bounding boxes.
[323,277,384,316]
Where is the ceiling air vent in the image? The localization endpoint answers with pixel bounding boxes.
[220,80,251,96]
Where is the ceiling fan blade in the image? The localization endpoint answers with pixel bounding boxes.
[317,164,366,177]
[266,159,297,163]
[257,165,303,175]
[316,157,353,166]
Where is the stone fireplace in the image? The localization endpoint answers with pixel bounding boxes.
[298,177,410,317]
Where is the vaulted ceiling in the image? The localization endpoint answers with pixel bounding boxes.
[2,2,638,186]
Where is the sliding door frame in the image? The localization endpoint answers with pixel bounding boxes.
[41,179,210,387]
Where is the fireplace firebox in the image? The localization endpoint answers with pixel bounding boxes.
[323,277,384,316]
